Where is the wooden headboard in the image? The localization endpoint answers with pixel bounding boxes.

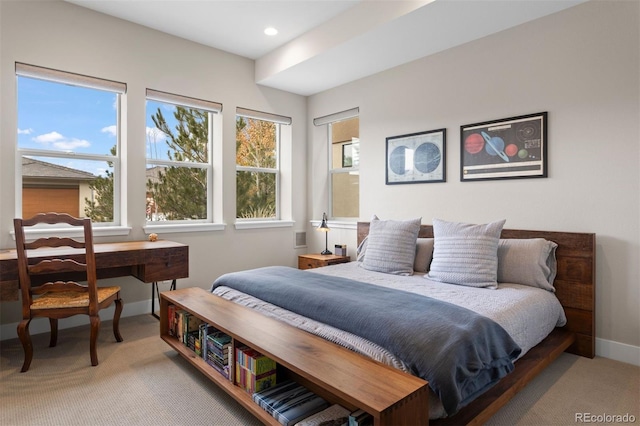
[357,222,596,358]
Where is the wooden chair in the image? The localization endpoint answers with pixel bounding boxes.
[13,212,123,372]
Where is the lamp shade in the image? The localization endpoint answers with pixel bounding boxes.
[317,212,330,232]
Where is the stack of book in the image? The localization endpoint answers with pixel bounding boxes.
[253,380,329,426]
[203,327,232,379]
[236,345,277,394]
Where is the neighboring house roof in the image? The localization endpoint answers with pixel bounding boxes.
[22,157,96,181]
[145,165,164,185]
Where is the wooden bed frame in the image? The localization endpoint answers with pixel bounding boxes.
[161,222,596,426]
[357,222,596,425]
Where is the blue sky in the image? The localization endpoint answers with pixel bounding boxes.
[17,76,175,176]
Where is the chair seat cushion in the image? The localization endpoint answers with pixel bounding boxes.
[31,286,121,310]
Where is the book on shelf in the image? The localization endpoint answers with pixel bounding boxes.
[183,313,204,345]
[167,304,176,336]
[293,404,350,426]
[348,409,372,426]
[236,345,277,394]
[174,309,188,343]
[200,324,232,380]
[253,380,329,426]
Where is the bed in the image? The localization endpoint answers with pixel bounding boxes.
[210,219,595,424]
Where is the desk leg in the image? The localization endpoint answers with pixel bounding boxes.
[151,279,177,319]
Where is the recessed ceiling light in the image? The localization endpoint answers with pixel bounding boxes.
[264,27,278,36]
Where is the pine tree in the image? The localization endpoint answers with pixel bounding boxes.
[236,117,276,218]
[147,106,208,220]
[84,146,115,222]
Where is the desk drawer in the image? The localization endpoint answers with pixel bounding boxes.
[135,246,188,282]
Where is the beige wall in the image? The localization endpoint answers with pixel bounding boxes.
[308,1,640,351]
[0,1,308,325]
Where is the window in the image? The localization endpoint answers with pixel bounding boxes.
[236,108,291,220]
[16,63,125,224]
[314,108,360,219]
[145,89,220,223]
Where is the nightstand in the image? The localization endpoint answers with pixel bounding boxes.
[298,253,351,270]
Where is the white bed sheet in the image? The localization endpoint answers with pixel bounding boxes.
[211,262,567,418]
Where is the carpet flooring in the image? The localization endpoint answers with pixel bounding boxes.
[1,315,637,425]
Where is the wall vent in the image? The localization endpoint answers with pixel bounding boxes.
[294,231,307,248]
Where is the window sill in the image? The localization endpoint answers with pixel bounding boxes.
[143,222,226,234]
[234,220,295,230]
[310,220,357,230]
[10,226,132,241]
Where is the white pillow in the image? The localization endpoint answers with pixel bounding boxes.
[361,216,421,276]
[497,238,558,291]
[427,218,506,289]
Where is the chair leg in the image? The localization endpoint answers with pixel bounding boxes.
[17,319,33,373]
[49,318,58,347]
[89,315,100,366]
[113,298,124,342]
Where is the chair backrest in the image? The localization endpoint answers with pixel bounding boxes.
[13,212,98,316]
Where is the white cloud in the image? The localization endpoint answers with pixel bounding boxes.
[101,125,117,137]
[33,131,91,150]
[34,131,64,143]
[54,138,91,150]
[18,128,34,135]
[146,126,168,142]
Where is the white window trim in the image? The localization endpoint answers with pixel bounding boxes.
[145,89,220,225]
[15,64,124,226]
[309,219,356,230]
[10,226,131,242]
[234,220,294,230]
[143,222,225,234]
[235,109,289,222]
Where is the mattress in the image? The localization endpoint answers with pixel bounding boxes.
[211,261,566,418]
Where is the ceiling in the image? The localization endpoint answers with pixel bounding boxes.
[65,0,586,96]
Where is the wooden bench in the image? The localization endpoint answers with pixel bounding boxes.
[160,287,429,426]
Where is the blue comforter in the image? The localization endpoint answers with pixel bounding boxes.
[211,266,521,415]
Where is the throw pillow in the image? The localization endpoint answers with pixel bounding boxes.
[427,218,506,288]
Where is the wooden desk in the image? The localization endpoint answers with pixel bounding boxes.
[0,240,189,302]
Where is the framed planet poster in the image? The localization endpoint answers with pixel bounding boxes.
[386,128,446,184]
[460,112,547,181]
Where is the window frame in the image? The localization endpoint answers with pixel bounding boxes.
[144,89,220,228]
[314,108,360,220]
[235,108,291,224]
[15,63,125,232]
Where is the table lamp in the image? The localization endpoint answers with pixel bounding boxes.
[317,212,332,255]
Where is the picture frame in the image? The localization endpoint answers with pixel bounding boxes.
[385,128,446,184]
[460,112,547,181]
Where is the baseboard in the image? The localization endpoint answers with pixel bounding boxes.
[0,299,153,341]
[596,338,640,366]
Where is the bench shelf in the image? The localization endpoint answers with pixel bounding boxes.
[160,287,429,426]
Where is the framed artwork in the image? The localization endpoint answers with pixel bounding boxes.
[460,112,547,181]
[386,128,446,184]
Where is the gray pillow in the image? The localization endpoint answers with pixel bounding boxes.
[427,218,506,289]
[361,217,421,276]
[497,238,558,291]
[414,238,434,273]
[358,236,433,273]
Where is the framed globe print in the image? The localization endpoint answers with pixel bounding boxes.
[386,128,446,184]
[460,112,547,181]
